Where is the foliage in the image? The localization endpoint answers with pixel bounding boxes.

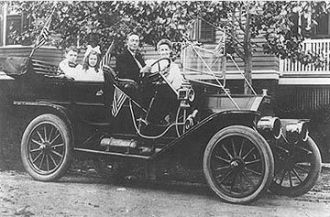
[9,1,230,55]
[8,1,330,76]
[11,1,122,53]
[215,1,330,93]
[261,1,329,66]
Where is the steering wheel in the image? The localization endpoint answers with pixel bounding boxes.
[144,57,171,82]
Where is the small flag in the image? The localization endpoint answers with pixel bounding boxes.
[112,86,128,117]
[35,12,52,48]
[100,40,115,68]
[29,8,55,57]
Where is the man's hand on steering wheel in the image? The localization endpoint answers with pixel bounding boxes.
[142,57,171,83]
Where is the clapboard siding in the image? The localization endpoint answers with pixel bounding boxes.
[0,43,279,73]
[0,46,85,65]
[143,44,279,73]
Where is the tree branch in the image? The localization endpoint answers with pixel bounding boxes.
[234,6,246,32]
[228,32,244,48]
[234,46,245,60]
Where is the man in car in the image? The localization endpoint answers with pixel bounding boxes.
[115,33,146,84]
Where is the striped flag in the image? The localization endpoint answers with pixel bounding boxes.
[100,40,115,68]
[29,8,54,57]
[112,86,128,117]
[35,12,52,48]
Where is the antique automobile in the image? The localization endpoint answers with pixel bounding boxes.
[0,40,321,205]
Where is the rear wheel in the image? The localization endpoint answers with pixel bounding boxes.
[21,114,72,181]
[203,125,274,204]
[270,137,321,196]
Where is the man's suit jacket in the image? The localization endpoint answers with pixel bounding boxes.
[115,48,146,83]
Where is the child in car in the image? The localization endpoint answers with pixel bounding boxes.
[81,50,104,81]
[58,46,82,80]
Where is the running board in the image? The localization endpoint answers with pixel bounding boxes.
[74,147,152,160]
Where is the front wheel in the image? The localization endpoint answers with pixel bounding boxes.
[203,125,274,204]
[21,114,72,181]
[269,137,321,196]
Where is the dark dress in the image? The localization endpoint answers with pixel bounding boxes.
[115,48,146,83]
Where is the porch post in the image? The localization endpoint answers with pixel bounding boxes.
[307,2,312,31]
[2,2,7,46]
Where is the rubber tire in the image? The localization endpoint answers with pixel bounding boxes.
[203,125,274,204]
[269,137,321,197]
[21,114,72,181]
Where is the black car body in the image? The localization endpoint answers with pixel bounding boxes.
[0,56,322,204]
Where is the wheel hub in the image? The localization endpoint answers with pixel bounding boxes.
[230,159,244,170]
[283,157,296,170]
[40,141,52,153]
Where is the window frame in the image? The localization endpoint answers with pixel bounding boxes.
[191,18,216,43]
[310,14,330,39]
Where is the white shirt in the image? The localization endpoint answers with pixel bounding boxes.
[146,59,184,91]
[58,59,82,79]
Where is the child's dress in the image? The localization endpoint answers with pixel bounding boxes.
[78,67,104,82]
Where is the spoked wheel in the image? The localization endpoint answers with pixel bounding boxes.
[175,106,186,136]
[203,126,274,204]
[21,114,72,181]
[269,137,321,197]
[175,107,194,136]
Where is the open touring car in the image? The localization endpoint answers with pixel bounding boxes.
[0,39,322,204]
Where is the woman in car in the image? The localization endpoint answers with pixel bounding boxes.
[143,39,185,91]
[142,39,186,124]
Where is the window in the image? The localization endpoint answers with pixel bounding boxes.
[291,12,330,38]
[311,14,330,38]
[290,12,309,37]
[6,14,22,45]
[191,18,215,43]
[199,20,215,43]
[0,3,31,46]
[290,12,300,35]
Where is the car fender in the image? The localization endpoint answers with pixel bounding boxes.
[152,110,260,160]
[13,100,74,140]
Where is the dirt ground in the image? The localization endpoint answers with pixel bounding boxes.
[0,167,329,217]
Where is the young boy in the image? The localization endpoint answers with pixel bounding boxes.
[58,46,82,79]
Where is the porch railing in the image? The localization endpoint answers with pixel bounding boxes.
[280,38,330,74]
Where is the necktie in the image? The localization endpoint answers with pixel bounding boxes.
[132,54,142,69]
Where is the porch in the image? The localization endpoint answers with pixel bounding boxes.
[279,38,330,85]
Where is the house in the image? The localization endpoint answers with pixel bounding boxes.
[0,3,330,159]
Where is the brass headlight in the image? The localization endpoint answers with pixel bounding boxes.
[285,121,308,144]
[257,116,281,139]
